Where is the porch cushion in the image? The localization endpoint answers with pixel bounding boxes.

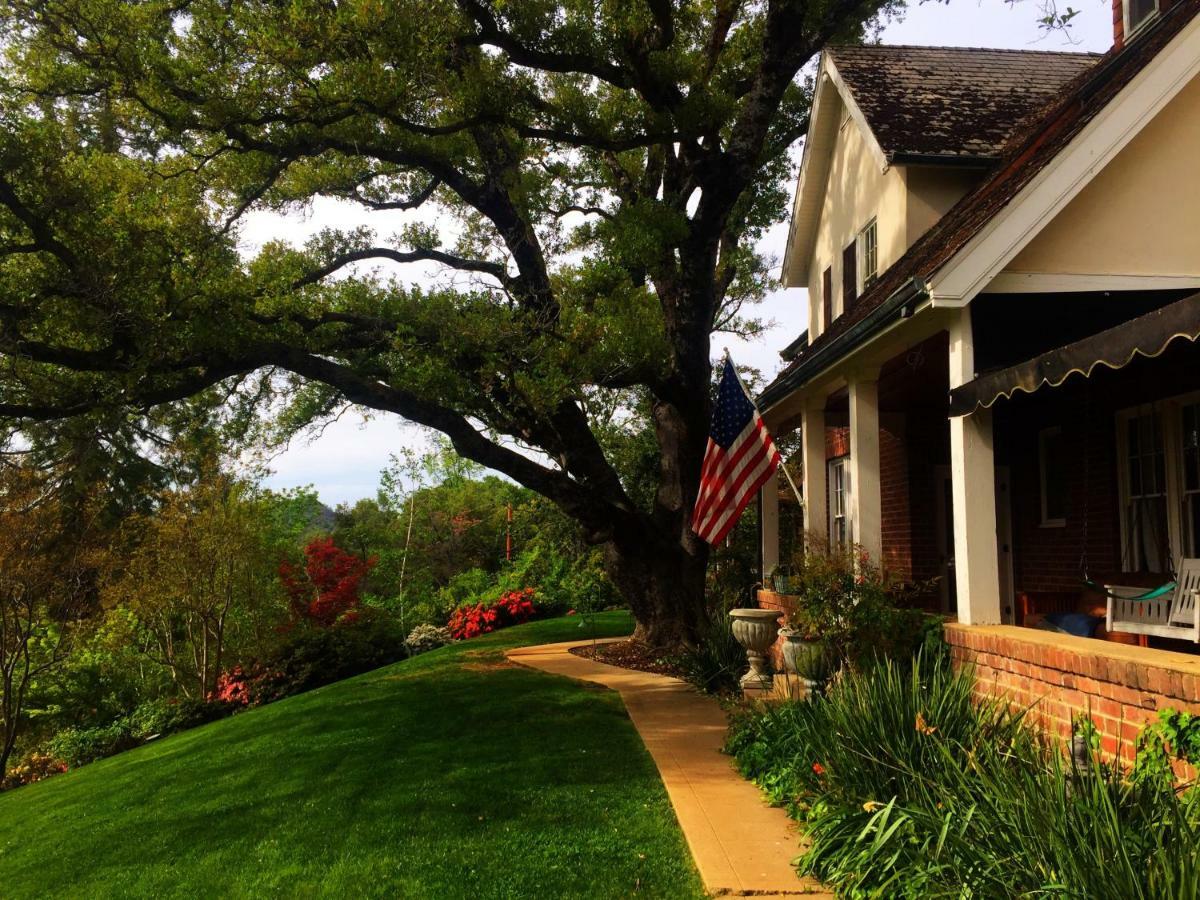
[1037,611,1103,638]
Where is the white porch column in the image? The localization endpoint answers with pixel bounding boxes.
[848,375,883,564]
[801,404,827,548]
[949,308,1002,624]
[760,470,779,578]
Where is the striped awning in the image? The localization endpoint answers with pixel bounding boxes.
[949,292,1200,417]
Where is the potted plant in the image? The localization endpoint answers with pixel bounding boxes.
[768,564,794,594]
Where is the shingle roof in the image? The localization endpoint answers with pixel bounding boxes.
[829,45,1101,161]
[761,1,1200,410]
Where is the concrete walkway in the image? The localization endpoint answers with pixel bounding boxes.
[507,639,831,898]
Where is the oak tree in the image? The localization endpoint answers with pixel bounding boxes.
[0,0,895,647]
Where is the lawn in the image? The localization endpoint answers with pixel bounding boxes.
[0,613,705,899]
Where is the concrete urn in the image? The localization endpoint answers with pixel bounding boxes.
[728,608,783,690]
[779,629,830,694]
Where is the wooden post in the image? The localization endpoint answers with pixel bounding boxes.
[949,308,1002,624]
[849,374,883,565]
[760,470,780,579]
[801,403,827,550]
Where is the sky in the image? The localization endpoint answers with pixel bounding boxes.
[252,0,1116,507]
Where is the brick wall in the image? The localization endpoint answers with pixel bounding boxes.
[826,425,849,459]
[1113,0,1124,48]
[822,420,930,581]
[946,622,1200,767]
[757,589,798,672]
[880,421,912,579]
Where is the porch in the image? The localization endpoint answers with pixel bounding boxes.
[759,290,1200,757]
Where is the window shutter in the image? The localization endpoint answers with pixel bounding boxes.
[822,267,833,329]
[843,242,858,312]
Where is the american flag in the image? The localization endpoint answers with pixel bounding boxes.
[691,358,782,544]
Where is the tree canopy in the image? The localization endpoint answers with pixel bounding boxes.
[0,0,896,645]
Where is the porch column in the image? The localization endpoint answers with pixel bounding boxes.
[801,403,827,548]
[760,470,779,578]
[848,375,883,564]
[949,308,1002,624]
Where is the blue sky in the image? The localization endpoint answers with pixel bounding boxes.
[253,0,1116,507]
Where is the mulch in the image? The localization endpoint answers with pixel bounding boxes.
[569,640,686,679]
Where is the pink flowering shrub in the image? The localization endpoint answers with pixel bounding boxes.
[447,588,537,640]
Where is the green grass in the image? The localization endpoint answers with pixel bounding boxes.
[0,613,705,899]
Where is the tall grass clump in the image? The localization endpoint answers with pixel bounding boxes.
[726,653,1200,898]
[673,600,746,695]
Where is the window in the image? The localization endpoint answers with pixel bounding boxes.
[1117,409,1170,573]
[1038,427,1067,527]
[842,242,857,313]
[1124,0,1159,37]
[828,457,851,549]
[1183,401,1200,557]
[858,219,878,292]
[822,267,833,332]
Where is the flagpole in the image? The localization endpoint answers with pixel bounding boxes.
[725,349,805,509]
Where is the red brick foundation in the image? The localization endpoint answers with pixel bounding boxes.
[946,622,1200,764]
[757,589,798,671]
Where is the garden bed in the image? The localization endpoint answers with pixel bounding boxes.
[569,640,686,678]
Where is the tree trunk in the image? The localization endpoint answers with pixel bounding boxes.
[605,527,710,650]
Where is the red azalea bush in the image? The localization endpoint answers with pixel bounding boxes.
[211,667,250,706]
[447,588,537,640]
[279,536,376,627]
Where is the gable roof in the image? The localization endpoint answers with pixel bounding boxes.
[761,0,1200,411]
[828,45,1100,163]
[782,43,1099,286]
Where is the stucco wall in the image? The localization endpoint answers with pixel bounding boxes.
[904,166,978,247]
[807,116,906,337]
[1006,72,1200,277]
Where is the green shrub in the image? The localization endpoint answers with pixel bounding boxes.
[126,697,228,738]
[784,538,937,669]
[672,604,745,695]
[46,721,140,768]
[726,654,1200,898]
[252,609,408,701]
[44,697,232,769]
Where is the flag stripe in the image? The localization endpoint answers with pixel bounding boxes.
[691,418,770,526]
[691,358,782,545]
[705,451,780,545]
[695,434,779,540]
[692,422,774,534]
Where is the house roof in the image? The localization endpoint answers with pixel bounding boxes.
[828,45,1100,162]
[761,0,1200,411]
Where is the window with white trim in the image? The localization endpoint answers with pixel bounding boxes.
[1117,408,1170,573]
[1038,427,1067,527]
[858,219,878,292]
[828,457,851,549]
[1124,0,1159,38]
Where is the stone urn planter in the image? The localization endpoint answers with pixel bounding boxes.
[729,608,783,690]
[779,628,830,694]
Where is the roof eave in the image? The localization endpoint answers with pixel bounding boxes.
[758,277,929,410]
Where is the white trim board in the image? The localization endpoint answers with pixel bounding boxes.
[982,273,1200,293]
[824,56,890,173]
[929,11,1200,307]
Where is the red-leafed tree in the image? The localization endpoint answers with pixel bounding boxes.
[279,537,376,627]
